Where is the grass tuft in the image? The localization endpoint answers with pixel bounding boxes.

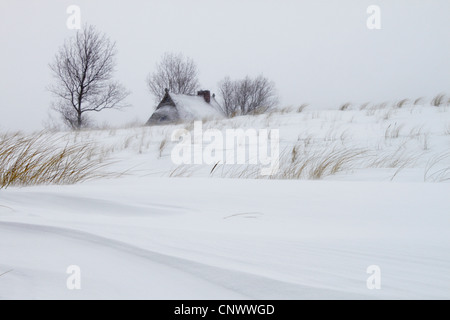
[431,94,447,107]
[339,102,351,111]
[0,132,111,189]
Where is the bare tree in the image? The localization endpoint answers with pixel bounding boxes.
[49,25,130,130]
[217,77,236,116]
[147,52,200,101]
[218,75,278,117]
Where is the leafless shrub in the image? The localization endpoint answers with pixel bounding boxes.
[218,75,279,117]
[146,52,200,101]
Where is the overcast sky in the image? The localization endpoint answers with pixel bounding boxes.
[0,0,449,131]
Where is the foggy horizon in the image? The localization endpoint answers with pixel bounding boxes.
[1,0,449,131]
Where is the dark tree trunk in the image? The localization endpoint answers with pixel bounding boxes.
[76,113,82,130]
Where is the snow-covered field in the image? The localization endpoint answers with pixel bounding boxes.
[1,101,449,299]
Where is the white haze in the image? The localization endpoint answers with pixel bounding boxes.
[0,0,449,131]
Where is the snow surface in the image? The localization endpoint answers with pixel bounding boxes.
[170,94,224,120]
[1,102,449,299]
[60,101,450,183]
[0,178,449,299]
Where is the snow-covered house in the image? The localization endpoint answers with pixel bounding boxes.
[146,89,224,125]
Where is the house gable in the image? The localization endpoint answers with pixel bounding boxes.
[156,88,176,110]
[146,89,224,125]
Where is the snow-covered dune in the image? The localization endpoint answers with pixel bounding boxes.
[1,178,449,299]
[1,102,449,299]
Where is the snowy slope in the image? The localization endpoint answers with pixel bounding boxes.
[1,178,449,299]
[45,101,449,183]
[0,101,449,299]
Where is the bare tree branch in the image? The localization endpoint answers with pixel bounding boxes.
[48,25,130,130]
[218,75,279,117]
[146,52,200,101]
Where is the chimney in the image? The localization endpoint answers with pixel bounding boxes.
[197,90,211,103]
